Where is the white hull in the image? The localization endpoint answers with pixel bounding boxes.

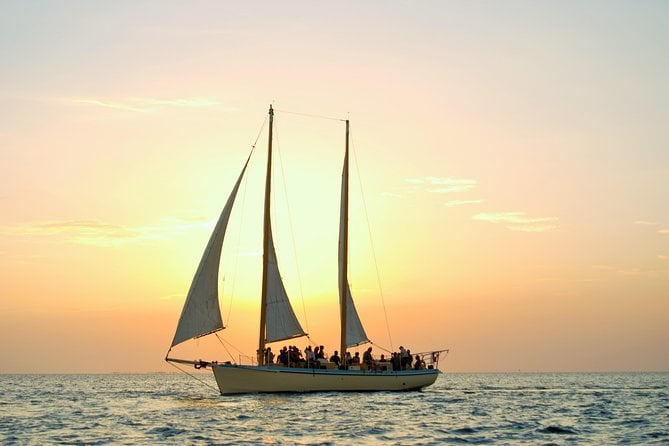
[211,364,439,395]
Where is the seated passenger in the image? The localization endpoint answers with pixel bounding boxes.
[278,347,288,366]
[351,352,361,364]
[289,346,304,367]
[329,351,341,367]
[413,354,423,370]
[378,354,387,370]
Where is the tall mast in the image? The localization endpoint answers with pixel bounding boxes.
[258,104,274,366]
[340,119,350,363]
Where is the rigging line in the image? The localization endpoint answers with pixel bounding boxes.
[252,115,269,149]
[224,117,266,326]
[215,332,246,357]
[166,360,219,393]
[370,341,393,355]
[306,334,321,348]
[350,132,394,352]
[214,333,237,363]
[274,108,346,122]
[273,122,311,335]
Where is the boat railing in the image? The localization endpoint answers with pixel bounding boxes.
[232,351,448,369]
[417,349,449,370]
[237,354,256,366]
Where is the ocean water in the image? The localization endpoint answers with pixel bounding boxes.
[0,372,667,445]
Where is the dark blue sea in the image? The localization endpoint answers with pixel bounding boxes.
[1,372,667,445]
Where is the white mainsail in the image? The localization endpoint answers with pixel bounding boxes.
[264,230,307,343]
[338,143,370,348]
[170,154,251,348]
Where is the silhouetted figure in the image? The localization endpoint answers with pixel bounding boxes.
[363,347,374,370]
[392,352,401,371]
[330,351,341,367]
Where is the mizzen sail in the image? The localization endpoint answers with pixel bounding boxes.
[170,154,251,348]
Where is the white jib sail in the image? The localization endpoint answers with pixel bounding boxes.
[170,155,251,348]
[338,151,370,348]
[264,230,306,343]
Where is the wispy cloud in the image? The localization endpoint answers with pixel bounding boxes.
[617,267,664,277]
[72,99,148,112]
[427,186,474,193]
[406,177,477,194]
[385,176,477,198]
[1,216,211,247]
[658,255,668,261]
[659,228,669,235]
[70,97,231,113]
[472,212,558,232]
[159,293,186,301]
[591,263,667,277]
[472,212,557,224]
[445,199,483,208]
[634,220,659,226]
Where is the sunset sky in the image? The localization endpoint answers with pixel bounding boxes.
[1,1,667,373]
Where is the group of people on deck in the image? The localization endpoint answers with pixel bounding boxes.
[259,344,425,371]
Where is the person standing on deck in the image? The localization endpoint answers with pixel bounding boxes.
[400,346,408,370]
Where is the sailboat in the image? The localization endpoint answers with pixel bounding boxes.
[165,105,445,394]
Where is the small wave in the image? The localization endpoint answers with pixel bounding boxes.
[623,418,649,426]
[471,408,488,417]
[146,426,186,438]
[453,427,478,435]
[445,437,471,444]
[644,431,668,440]
[538,425,578,435]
